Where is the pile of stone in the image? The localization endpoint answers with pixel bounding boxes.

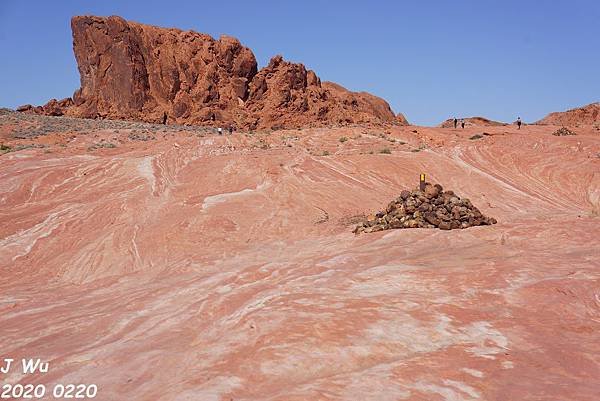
[354,182,497,234]
[552,127,577,136]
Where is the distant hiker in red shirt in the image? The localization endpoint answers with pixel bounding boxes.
[517,117,522,129]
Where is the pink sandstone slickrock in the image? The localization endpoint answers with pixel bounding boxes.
[1,109,600,400]
[18,15,402,129]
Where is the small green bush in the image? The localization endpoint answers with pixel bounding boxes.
[339,136,348,143]
[379,148,392,154]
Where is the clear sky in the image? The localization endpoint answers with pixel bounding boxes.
[1,0,598,126]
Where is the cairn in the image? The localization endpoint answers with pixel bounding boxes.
[552,127,577,136]
[354,182,497,234]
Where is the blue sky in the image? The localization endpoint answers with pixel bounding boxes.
[0,0,598,126]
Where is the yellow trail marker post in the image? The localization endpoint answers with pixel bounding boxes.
[420,173,426,191]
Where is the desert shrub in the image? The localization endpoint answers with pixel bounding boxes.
[88,142,117,151]
[14,144,46,151]
[379,148,392,154]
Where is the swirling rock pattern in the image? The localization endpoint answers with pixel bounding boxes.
[1,112,599,400]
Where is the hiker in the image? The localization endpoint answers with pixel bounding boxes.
[517,117,522,130]
[217,127,223,135]
[453,118,458,129]
[228,125,233,135]
[461,119,465,129]
[162,112,168,125]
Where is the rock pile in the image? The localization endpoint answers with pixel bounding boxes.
[552,127,577,136]
[353,182,497,234]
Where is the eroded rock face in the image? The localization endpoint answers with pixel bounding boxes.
[242,58,399,129]
[68,15,258,125]
[22,15,399,129]
[396,112,409,125]
[536,102,600,126]
[17,98,73,116]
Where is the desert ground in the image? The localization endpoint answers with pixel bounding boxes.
[1,110,599,400]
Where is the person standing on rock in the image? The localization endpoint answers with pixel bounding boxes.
[461,119,465,129]
[517,117,522,130]
[228,125,233,135]
[453,118,458,129]
[218,127,223,135]
[162,112,168,125]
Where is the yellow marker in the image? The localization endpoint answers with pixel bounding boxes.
[420,173,426,191]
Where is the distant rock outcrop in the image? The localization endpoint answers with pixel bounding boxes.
[395,112,409,125]
[20,15,401,129]
[536,102,600,126]
[439,117,505,128]
[17,98,74,116]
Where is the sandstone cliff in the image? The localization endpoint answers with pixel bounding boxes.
[22,15,401,129]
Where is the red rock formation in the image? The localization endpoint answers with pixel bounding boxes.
[439,116,505,128]
[67,15,257,125]
[536,102,600,126]
[396,112,409,125]
[21,15,400,129]
[17,98,73,116]
[321,82,399,125]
